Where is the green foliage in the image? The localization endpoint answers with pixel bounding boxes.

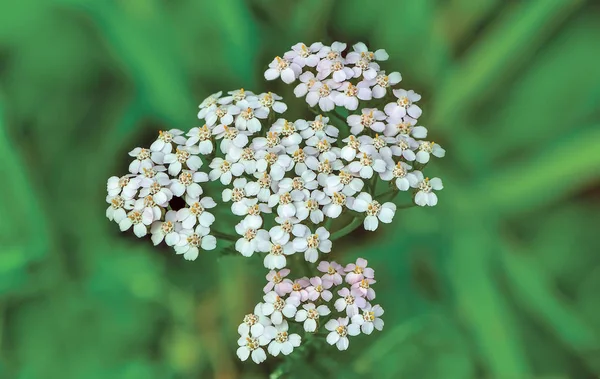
[1,0,599,378]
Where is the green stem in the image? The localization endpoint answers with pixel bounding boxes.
[212,230,238,242]
[330,217,363,241]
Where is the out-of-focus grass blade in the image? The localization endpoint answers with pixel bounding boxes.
[66,0,194,134]
[432,0,584,126]
[486,12,600,155]
[205,0,260,88]
[0,101,49,295]
[479,125,600,215]
[440,0,499,47]
[501,244,600,375]
[446,218,531,378]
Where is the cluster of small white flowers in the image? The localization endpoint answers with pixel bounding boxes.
[266,41,444,207]
[105,41,445,364]
[105,128,218,261]
[237,259,383,363]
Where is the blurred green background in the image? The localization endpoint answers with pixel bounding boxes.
[1,0,599,378]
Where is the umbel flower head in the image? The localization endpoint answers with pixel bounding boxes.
[105,41,446,364]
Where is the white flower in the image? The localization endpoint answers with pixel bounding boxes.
[294,303,330,332]
[137,172,172,206]
[379,161,417,191]
[270,119,302,149]
[198,91,222,117]
[306,81,339,112]
[306,276,333,301]
[277,170,318,201]
[268,191,303,218]
[334,82,368,110]
[150,210,181,246]
[264,56,302,84]
[212,125,249,155]
[163,147,203,176]
[293,71,319,98]
[384,89,422,119]
[383,117,426,138]
[106,175,140,197]
[294,190,330,224]
[325,317,360,351]
[317,261,344,286]
[347,108,386,135]
[390,135,418,161]
[334,287,367,317]
[261,292,300,325]
[324,170,364,197]
[293,226,332,263]
[133,194,162,224]
[240,199,271,229]
[351,278,376,300]
[318,41,347,61]
[185,125,214,155]
[358,134,393,159]
[260,237,296,270]
[269,217,304,244]
[176,197,216,229]
[347,153,387,179]
[128,147,163,174]
[202,103,240,127]
[234,220,270,257]
[284,42,323,68]
[220,88,255,105]
[119,209,153,238]
[255,150,293,181]
[250,92,287,114]
[170,170,208,200]
[255,172,275,202]
[208,157,244,185]
[105,195,134,223]
[264,269,294,296]
[236,325,275,364]
[149,129,186,153]
[304,134,339,163]
[351,57,381,81]
[222,178,260,214]
[267,320,301,357]
[238,303,272,336]
[323,192,347,218]
[412,171,443,207]
[345,42,389,64]
[351,303,384,335]
[296,115,339,141]
[174,225,216,261]
[344,258,375,285]
[415,141,446,164]
[351,192,396,231]
[340,135,362,162]
[358,71,402,98]
[317,58,354,82]
[235,100,268,133]
[289,277,310,302]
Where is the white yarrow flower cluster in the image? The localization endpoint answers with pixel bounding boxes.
[106,41,445,364]
[237,258,383,363]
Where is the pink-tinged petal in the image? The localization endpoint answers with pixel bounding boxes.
[264,68,279,81]
[361,322,374,335]
[348,323,361,336]
[281,68,296,84]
